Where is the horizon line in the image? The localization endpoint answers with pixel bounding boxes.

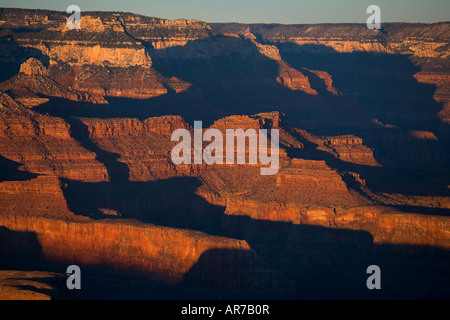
[0,6,449,25]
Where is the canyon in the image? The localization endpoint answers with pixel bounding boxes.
[0,8,449,299]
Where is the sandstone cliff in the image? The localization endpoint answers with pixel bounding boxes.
[0,92,108,181]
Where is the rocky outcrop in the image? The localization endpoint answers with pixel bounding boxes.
[19,58,48,76]
[223,197,450,249]
[211,22,450,57]
[0,94,108,181]
[80,116,198,180]
[0,10,164,102]
[276,159,347,190]
[0,271,62,300]
[0,176,71,218]
[43,43,151,68]
[320,135,381,166]
[0,213,254,283]
[0,70,105,105]
[276,61,318,94]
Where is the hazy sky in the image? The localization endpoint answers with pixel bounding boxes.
[0,0,449,24]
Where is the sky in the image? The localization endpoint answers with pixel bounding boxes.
[0,0,448,24]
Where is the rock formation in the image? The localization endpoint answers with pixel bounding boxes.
[0,8,449,299]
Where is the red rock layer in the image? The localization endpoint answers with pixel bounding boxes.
[0,113,108,181]
[224,198,450,249]
[276,61,317,94]
[320,135,381,166]
[80,116,204,180]
[0,271,61,300]
[0,176,72,218]
[0,213,253,283]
